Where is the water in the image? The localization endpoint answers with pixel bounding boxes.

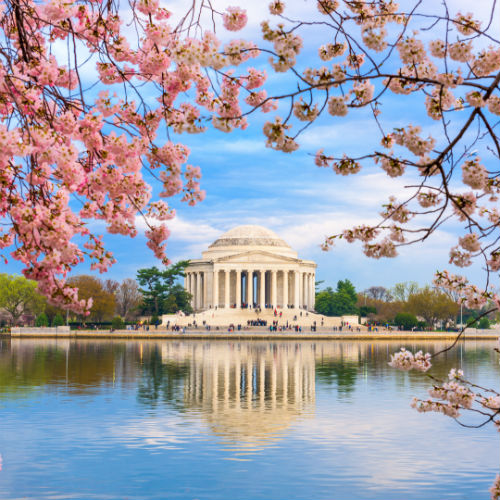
[0,338,498,499]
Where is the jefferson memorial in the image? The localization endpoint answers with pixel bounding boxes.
[184,225,316,312]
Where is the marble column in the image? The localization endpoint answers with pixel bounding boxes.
[186,272,190,298]
[235,270,241,308]
[305,273,311,310]
[283,270,288,308]
[308,273,312,309]
[224,269,230,308]
[304,273,308,309]
[247,270,253,307]
[306,273,310,309]
[305,273,310,310]
[310,274,315,311]
[213,269,219,308]
[301,272,305,309]
[259,270,266,307]
[201,272,208,309]
[271,270,277,309]
[190,273,195,308]
[196,271,202,310]
[293,271,300,309]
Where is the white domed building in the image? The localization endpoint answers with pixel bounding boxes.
[184,225,317,312]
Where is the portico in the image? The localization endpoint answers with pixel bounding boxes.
[184,226,316,312]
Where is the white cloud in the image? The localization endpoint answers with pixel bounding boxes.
[135,214,221,243]
[190,138,266,155]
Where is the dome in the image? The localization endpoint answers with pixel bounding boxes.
[201,225,298,259]
[209,225,290,249]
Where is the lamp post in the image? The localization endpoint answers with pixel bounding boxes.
[460,301,463,329]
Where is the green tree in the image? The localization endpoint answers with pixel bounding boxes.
[111,316,125,330]
[336,279,357,304]
[35,312,49,327]
[67,275,116,323]
[331,289,358,315]
[315,280,358,317]
[478,317,491,330]
[391,282,419,302]
[137,261,192,315]
[136,266,165,316]
[407,287,459,327]
[394,312,419,330]
[0,274,46,325]
[164,284,193,314]
[52,313,65,327]
[359,305,377,317]
[315,288,335,316]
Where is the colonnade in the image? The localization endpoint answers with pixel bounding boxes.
[185,268,316,311]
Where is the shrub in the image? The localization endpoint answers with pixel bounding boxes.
[111,316,125,330]
[394,312,419,330]
[35,312,49,327]
[52,313,65,327]
[478,317,491,330]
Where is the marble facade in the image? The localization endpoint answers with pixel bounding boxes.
[184,225,317,312]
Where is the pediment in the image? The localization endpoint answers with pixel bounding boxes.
[214,250,300,264]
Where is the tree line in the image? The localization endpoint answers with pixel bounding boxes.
[0,262,192,327]
[315,280,495,330]
[2,270,495,330]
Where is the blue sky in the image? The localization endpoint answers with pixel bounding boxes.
[3,0,498,294]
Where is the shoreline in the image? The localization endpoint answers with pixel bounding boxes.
[5,329,500,341]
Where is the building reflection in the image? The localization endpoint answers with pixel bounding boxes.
[159,342,316,451]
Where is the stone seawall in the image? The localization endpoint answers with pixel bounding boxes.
[10,326,71,336]
[4,327,499,341]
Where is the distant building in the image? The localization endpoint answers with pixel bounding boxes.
[185,225,316,312]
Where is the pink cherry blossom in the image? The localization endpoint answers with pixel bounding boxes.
[223,7,248,32]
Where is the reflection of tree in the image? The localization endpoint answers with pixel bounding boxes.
[0,345,63,396]
[0,340,127,396]
[136,346,189,409]
[316,360,358,394]
[2,339,499,410]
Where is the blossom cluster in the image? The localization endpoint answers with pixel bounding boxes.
[433,271,500,310]
[263,117,299,152]
[389,348,432,372]
[411,369,475,418]
[461,158,488,190]
[0,1,273,312]
[254,3,500,337]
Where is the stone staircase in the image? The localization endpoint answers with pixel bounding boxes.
[162,307,362,329]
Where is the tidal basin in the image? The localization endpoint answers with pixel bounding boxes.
[0,339,498,500]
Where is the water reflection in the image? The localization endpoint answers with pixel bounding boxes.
[1,338,498,398]
[2,338,498,446]
[0,338,498,499]
[164,343,316,453]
